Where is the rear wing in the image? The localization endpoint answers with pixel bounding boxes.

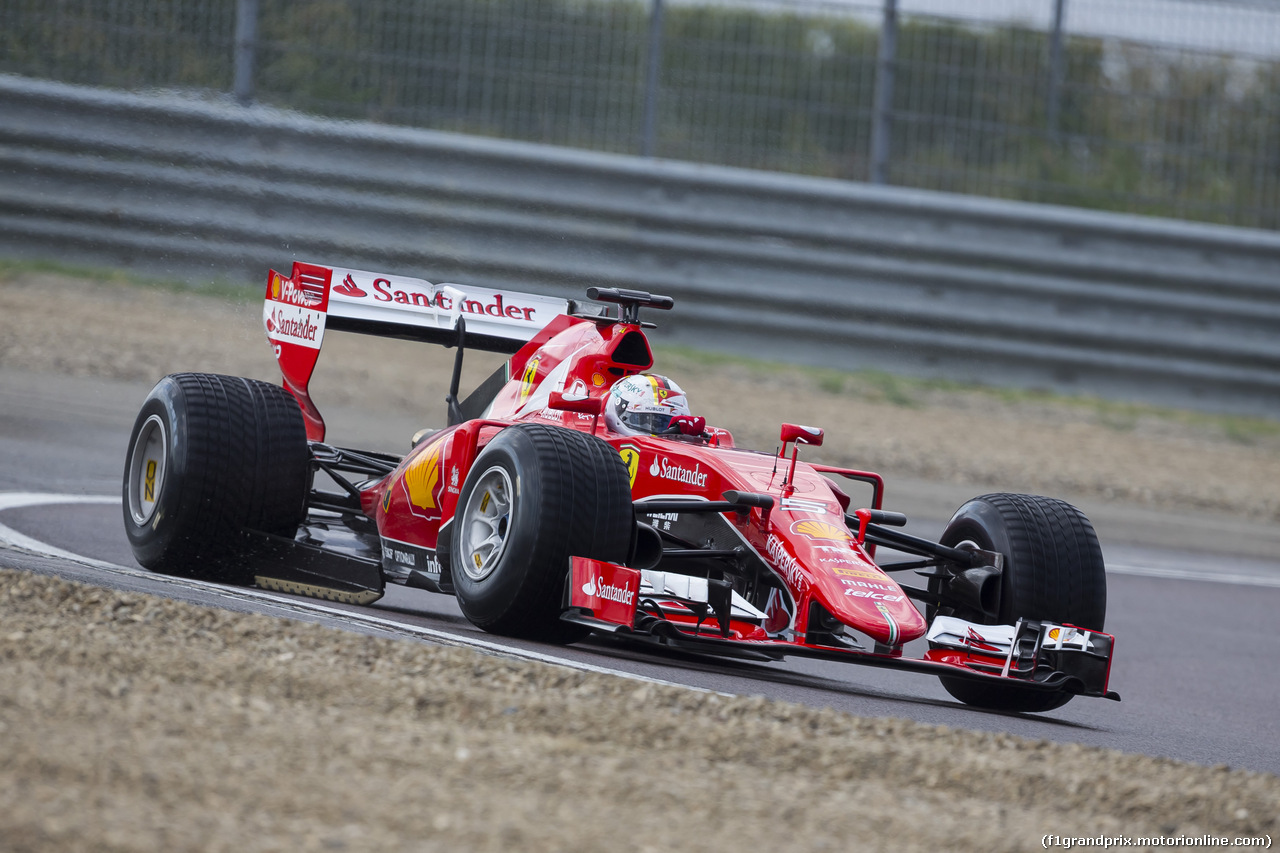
[264,261,570,440]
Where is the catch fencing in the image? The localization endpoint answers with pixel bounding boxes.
[2,0,1279,230]
[2,75,1280,417]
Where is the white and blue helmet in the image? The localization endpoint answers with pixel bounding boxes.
[605,374,692,436]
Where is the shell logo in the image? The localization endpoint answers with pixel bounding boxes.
[403,442,444,517]
[270,273,283,300]
[791,519,853,542]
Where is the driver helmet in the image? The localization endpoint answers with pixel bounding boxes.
[605,374,692,436]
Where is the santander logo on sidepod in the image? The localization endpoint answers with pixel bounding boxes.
[648,456,708,488]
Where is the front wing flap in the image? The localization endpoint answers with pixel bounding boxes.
[924,615,1117,699]
[563,558,1119,701]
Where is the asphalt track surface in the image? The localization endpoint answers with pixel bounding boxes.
[4,371,1280,776]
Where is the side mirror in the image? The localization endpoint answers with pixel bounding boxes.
[779,423,824,447]
[548,390,603,416]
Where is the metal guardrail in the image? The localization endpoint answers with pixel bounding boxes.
[8,0,1280,229]
[3,75,1280,417]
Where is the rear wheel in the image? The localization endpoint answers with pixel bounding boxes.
[450,424,634,642]
[935,493,1106,713]
[122,373,309,583]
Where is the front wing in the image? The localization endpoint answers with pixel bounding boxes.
[563,557,1119,701]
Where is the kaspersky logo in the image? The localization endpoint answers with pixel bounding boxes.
[766,534,808,593]
[581,574,635,605]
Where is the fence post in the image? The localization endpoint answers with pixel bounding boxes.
[234,0,260,106]
[641,0,665,157]
[869,0,897,184]
[1046,0,1066,141]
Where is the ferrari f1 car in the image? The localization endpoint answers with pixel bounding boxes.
[123,262,1118,713]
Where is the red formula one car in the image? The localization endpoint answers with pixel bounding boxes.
[123,262,1118,713]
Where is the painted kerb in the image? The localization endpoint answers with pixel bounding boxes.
[2,75,1279,417]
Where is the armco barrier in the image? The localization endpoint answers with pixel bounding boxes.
[3,74,1279,417]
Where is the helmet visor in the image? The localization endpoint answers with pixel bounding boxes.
[622,410,676,435]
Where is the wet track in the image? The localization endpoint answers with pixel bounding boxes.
[4,370,1280,776]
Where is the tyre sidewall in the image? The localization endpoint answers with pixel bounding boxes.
[450,429,546,626]
[936,499,1077,713]
[939,499,1018,624]
[122,377,194,567]
[936,493,1105,713]
[122,373,309,583]
[941,494,1105,630]
[448,424,633,641]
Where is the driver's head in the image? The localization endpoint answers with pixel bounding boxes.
[604,374,692,436]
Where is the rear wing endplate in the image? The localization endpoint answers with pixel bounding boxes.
[264,261,569,440]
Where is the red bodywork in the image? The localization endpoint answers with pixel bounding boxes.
[371,305,925,650]
[264,262,1114,697]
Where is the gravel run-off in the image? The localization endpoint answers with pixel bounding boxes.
[1,270,1278,851]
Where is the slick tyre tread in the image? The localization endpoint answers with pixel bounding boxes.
[242,378,311,535]
[936,492,1106,714]
[451,424,633,642]
[123,373,308,584]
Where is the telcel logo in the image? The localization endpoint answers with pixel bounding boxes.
[845,589,904,602]
[582,575,635,605]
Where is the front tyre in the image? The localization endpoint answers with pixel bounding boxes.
[935,492,1106,713]
[451,424,634,642]
[122,373,309,583]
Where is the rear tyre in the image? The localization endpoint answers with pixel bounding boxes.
[122,373,309,583]
[450,424,634,642]
[934,493,1106,713]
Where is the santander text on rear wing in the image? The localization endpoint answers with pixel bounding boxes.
[264,261,570,440]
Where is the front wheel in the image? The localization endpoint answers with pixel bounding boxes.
[934,492,1106,713]
[450,424,634,642]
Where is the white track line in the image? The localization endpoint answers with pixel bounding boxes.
[0,491,724,695]
[1106,562,1280,588]
[2,490,1278,687]
[0,492,126,569]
